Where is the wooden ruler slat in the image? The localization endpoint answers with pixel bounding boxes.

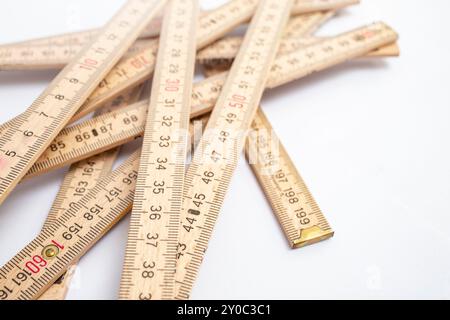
[10,24,397,180]
[119,0,199,301]
[247,108,334,248]
[174,0,294,300]
[198,35,399,65]
[0,39,158,71]
[0,0,166,206]
[0,0,360,129]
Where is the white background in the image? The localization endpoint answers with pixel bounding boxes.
[0,0,449,300]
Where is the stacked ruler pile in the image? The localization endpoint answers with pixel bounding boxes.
[0,0,399,300]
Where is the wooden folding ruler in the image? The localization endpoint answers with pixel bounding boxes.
[0,21,398,302]
[0,0,165,206]
[119,0,198,300]
[9,23,398,181]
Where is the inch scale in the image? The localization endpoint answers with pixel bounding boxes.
[0,0,166,206]
[120,0,199,300]
[7,23,398,180]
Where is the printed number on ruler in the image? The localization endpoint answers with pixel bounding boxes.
[119,0,199,300]
[175,0,294,300]
[0,0,166,206]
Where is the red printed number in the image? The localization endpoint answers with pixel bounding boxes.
[228,94,246,108]
[25,255,47,274]
[80,58,98,71]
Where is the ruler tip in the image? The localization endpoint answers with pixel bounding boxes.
[292,227,334,249]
